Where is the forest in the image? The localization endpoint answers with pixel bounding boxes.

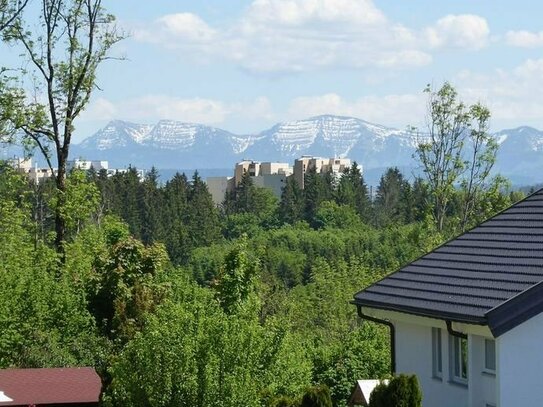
[0,157,523,406]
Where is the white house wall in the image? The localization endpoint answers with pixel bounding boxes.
[364,308,497,407]
[497,310,543,407]
[395,320,469,407]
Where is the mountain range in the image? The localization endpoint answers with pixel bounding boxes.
[26,115,543,185]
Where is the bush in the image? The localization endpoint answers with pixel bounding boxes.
[269,395,300,407]
[369,374,422,407]
[300,385,332,407]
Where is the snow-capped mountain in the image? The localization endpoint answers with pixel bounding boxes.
[71,116,543,185]
[74,115,419,170]
[75,119,258,169]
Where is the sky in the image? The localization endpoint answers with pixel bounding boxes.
[8,0,543,142]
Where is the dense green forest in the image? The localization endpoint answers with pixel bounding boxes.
[0,159,523,406]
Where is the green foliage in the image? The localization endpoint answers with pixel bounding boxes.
[214,236,259,315]
[369,375,422,407]
[300,385,333,407]
[314,200,362,230]
[89,235,170,343]
[414,82,499,232]
[374,167,412,226]
[59,170,101,236]
[279,176,305,224]
[106,287,313,407]
[0,196,105,369]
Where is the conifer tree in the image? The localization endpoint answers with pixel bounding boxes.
[374,167,411,226]
[279,176,305,224]
[163,172,190,264]
[187,171,221,248]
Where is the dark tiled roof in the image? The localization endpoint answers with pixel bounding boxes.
[0,367,101,405]
[353,189,543,337]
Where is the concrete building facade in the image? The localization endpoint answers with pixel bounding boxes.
[293,156,351,189]
[206,156,353,205]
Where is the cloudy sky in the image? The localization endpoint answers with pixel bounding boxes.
[52,0,543,140]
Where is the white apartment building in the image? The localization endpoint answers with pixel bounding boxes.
[293,156,352,188]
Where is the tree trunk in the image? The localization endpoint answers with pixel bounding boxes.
[54,153,67,261]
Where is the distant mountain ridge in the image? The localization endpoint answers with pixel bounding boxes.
[70,115,543,185]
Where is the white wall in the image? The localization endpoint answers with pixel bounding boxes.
[468,334,496,407]
[206,177,233,205]
[497,311,543,407]
[395,321,469,407]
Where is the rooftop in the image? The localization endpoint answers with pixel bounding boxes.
[0,367,101,406]
[353,189,543,337]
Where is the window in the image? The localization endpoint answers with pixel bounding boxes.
[432,328,442,379]
[450,335,468,384]
[484,339,496,373]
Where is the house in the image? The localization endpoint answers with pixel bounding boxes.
[0,367,101,406]
[348,379,388,406]
[352,189,543,407]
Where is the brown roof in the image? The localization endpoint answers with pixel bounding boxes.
[0,367,101,406]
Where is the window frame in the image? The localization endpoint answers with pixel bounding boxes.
[449,335,468,385]
[431,327,443,380]
[484,338,496,374]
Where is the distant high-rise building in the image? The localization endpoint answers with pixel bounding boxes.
[293,156,352,189]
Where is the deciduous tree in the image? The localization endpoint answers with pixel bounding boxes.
[0,0,123,257]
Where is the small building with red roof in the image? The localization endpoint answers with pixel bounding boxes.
[0,367,101,407]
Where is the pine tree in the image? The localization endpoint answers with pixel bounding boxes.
[279,176,305,224]
[303,166,332,223]
[374,167,411,226]
[187,171,221,248]
[163,172,190,264]
[138,167,164,244]
[336,162,371,222]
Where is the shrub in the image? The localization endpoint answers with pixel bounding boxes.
[300,385,333,407]
[369,374,422,407]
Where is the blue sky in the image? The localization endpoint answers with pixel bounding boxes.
[58,1,543,140]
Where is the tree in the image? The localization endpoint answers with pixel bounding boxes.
[304,167,333,223]
[335,162,371,222]
[300,385,332,407]
[369,375,422,407]
[414,82,496,232]
[187,171,221,248]
[279,176,305,224]
[0,0,28,32]
[374,168,411,226]
[214,236,259,315]
[1,0,123,257]
[459,103,498,231]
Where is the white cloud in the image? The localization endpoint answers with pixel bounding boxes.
[133,0,434,73]
[425,14,490,50]
[455,59,543,126]
[505,30,543,48]
[80,95,273,126]
[288,92,426,127]
[245,0,386,26]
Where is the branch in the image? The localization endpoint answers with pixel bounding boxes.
[0,0,29,32]
[21,127,55,177]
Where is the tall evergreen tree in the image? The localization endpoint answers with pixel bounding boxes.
[303,167,333,223]
[187,171,221,248]
[163,172,190,264]
[374,167,411,226]
[336,162,371,222]
[279,176,305,224]
[138,167,165,244]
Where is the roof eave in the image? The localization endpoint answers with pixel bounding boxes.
[486,280,543,337]
[352,298,488,326]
